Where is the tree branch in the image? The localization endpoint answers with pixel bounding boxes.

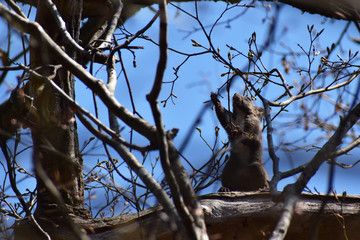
[22,59,184,237]
[97,0,123,49]
[106,53,120,133]
[270,102,360,239]
[145,1,189,237]
[42,0,84,53]
[75,112,182,233]
[0,3,160,143]
[268,71,359,106]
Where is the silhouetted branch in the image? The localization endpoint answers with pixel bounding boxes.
[270,102,360,239]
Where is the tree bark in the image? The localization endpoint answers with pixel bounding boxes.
[273,0,360,21]
[28,0,88,223]
[85,192,360,240]
[1,0,358,239]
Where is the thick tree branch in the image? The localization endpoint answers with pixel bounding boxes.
[145,1,208,239]
[12,0,360,21]
[270,102,360,239]
[0,4,159,143]
[272,0,360,21]
[42,0,84,53]
[98,0,123,49]
[146,1,194,238]
[21,60,183,237]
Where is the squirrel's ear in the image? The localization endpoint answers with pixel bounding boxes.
[256,107,265,117]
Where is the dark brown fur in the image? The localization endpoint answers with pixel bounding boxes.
[211,92,269,191]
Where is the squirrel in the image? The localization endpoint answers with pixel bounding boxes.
[210,92,269,192]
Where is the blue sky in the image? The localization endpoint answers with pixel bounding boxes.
[1,1,360,218]
[98,2,360,195]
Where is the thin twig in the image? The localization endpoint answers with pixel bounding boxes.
[0,140,30,216]
[268,70,359,106]
[76,112,182,233]
[0,4,159,142]
[30,214,51,240]
[270,102,360,240]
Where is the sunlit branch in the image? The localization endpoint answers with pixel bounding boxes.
[0,3,160,142]
[268,70,359,106]
[42,0,84,52]
[146,0,190,237]
[98,0,123,49]
[331,136,360,158]
[262,99,280,193]
[106,54,120,133]
[4,0,26,18]
[76,111,182,233]
[270,102,360,240]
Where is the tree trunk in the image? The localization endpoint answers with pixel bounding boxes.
[15,1,88,239]
[30,0,87,217]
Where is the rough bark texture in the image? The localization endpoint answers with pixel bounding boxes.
[28,0,87,220]
[53,192,360,240]
[274,0,360,21]
[199,192,359,240]
[13,2,89,238]
[15,192,360,239]
[3,0,360,239]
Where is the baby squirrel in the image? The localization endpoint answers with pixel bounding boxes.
[211,92,269,192]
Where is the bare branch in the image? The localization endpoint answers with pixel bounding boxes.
[331,136,360,158]
[145,1,191,237]
[98,0,123,49]
[0,141,30,216]
[42,0,84,52]
[146,1,208,238]
[29,215,51,240]
[0,4,159,142]
[269,193,298,240]
[106,54,120,133]
[25,64,149,152]
[270,102,360,239]
[111,11,159,53]
[262,98,281,193]
[19,33,183,236]
[4,0,26,18]
[76,112,182,233]
[268,70,359,106]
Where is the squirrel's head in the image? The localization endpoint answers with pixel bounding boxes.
[232,93,264,117]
